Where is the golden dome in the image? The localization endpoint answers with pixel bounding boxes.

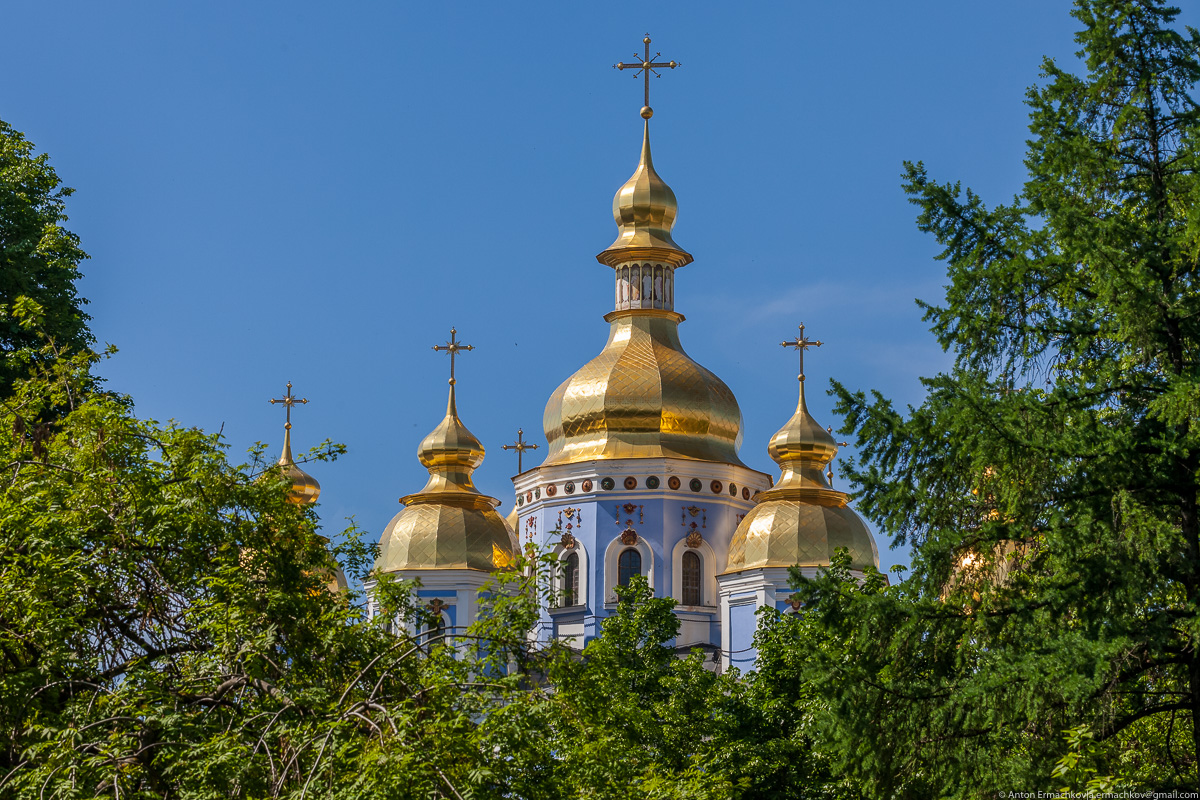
[724,377,878,573]
[597,121,693,269]
[377,384,517,572]
[541,309,746,467]
[278,427,321,505]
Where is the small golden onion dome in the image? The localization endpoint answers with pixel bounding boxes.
[278,428,321,505]
[376,384,518,572]
[597,121,693,269]
[541,310,746,467]
[724,379,878,574]
[504,502,519,537]
[767,377,840,492]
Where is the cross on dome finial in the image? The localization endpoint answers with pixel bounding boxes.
[269,381,308,430]
[432,327,474,386]
[613,33,679,119]
[781,323,823,382]
[502,427,540,474]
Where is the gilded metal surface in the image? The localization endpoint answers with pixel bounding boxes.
[723,338,880,573]
[269,383,321,505]
[724,500,878,572]
[541,309,746,467]
[376,384,517,573]
[597,122,693,268]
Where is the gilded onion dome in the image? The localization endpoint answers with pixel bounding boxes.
[542,310,745,466]
[724,376,878,573]
[541,120,745,467]
[597,121,693,269]
[278,427,321,506]
[376,384,518,572]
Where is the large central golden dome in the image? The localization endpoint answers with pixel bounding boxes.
[541,119,746,468]
[541,309,745,467]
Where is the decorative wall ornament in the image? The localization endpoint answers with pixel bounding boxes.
[535,487,541,499]
[622,503,638,514]
[517,495,524,506]
[557,507,581,534]
[560,532,577,550]
[546,484,558,497]
[728,483,737,496]
[601,477,615,491]
[710,480,723,494]
[689,478,703,492]
[668,476,681,490]
[582,479,594,492]
[735,512,747,524]
[646,475,660,489]
[623,476,638,490]
[786,595,803,611]
[620,528,639,546]
[685,530,703,549]
[427,598,448,616]
[742,487,750,500]
[564,481,576,494]
[525,515,537,542]
[526,491,533,502]
[681,506,707,530]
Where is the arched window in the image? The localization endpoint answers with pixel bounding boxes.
[681,551,702,606]
[617,548,642,587]
[563,552,580,606]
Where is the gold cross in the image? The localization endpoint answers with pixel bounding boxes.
[502,428,540,474]
[614,34,679,119]
[781,323,823,382]
[269,381,308,430]
[432,327,474,386]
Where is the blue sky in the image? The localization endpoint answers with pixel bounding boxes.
[2,1,1102,576]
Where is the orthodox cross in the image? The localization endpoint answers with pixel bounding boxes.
[269,381,308,431]
[502,428,539,474]
[781,323,823,381]
[432,327,473,385]
[613,34,679,119]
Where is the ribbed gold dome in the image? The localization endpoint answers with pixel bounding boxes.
[541,309,745,467]
[377,385,517,572]
[278,428,321,506]
[724,378,878,573]
[597,121,693,269]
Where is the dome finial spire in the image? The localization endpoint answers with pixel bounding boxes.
[268,381,320,504]
[768,324,839,486]
[613,33,680,121]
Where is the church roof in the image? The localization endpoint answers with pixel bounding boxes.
[724,336,879,574]
[377,369,517,573]
[540,116,745,469]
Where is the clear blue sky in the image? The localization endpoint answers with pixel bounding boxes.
[3,1,1105,577]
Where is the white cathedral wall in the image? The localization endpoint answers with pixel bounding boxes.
[513,456,771,653]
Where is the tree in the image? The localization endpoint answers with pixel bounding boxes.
[806,0,1200,792]
[0,344,549,799]
[0,120,92,395]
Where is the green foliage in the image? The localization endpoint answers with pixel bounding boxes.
[0,346,548,798]
[0,120,92,396]
[815,0,1200,793]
